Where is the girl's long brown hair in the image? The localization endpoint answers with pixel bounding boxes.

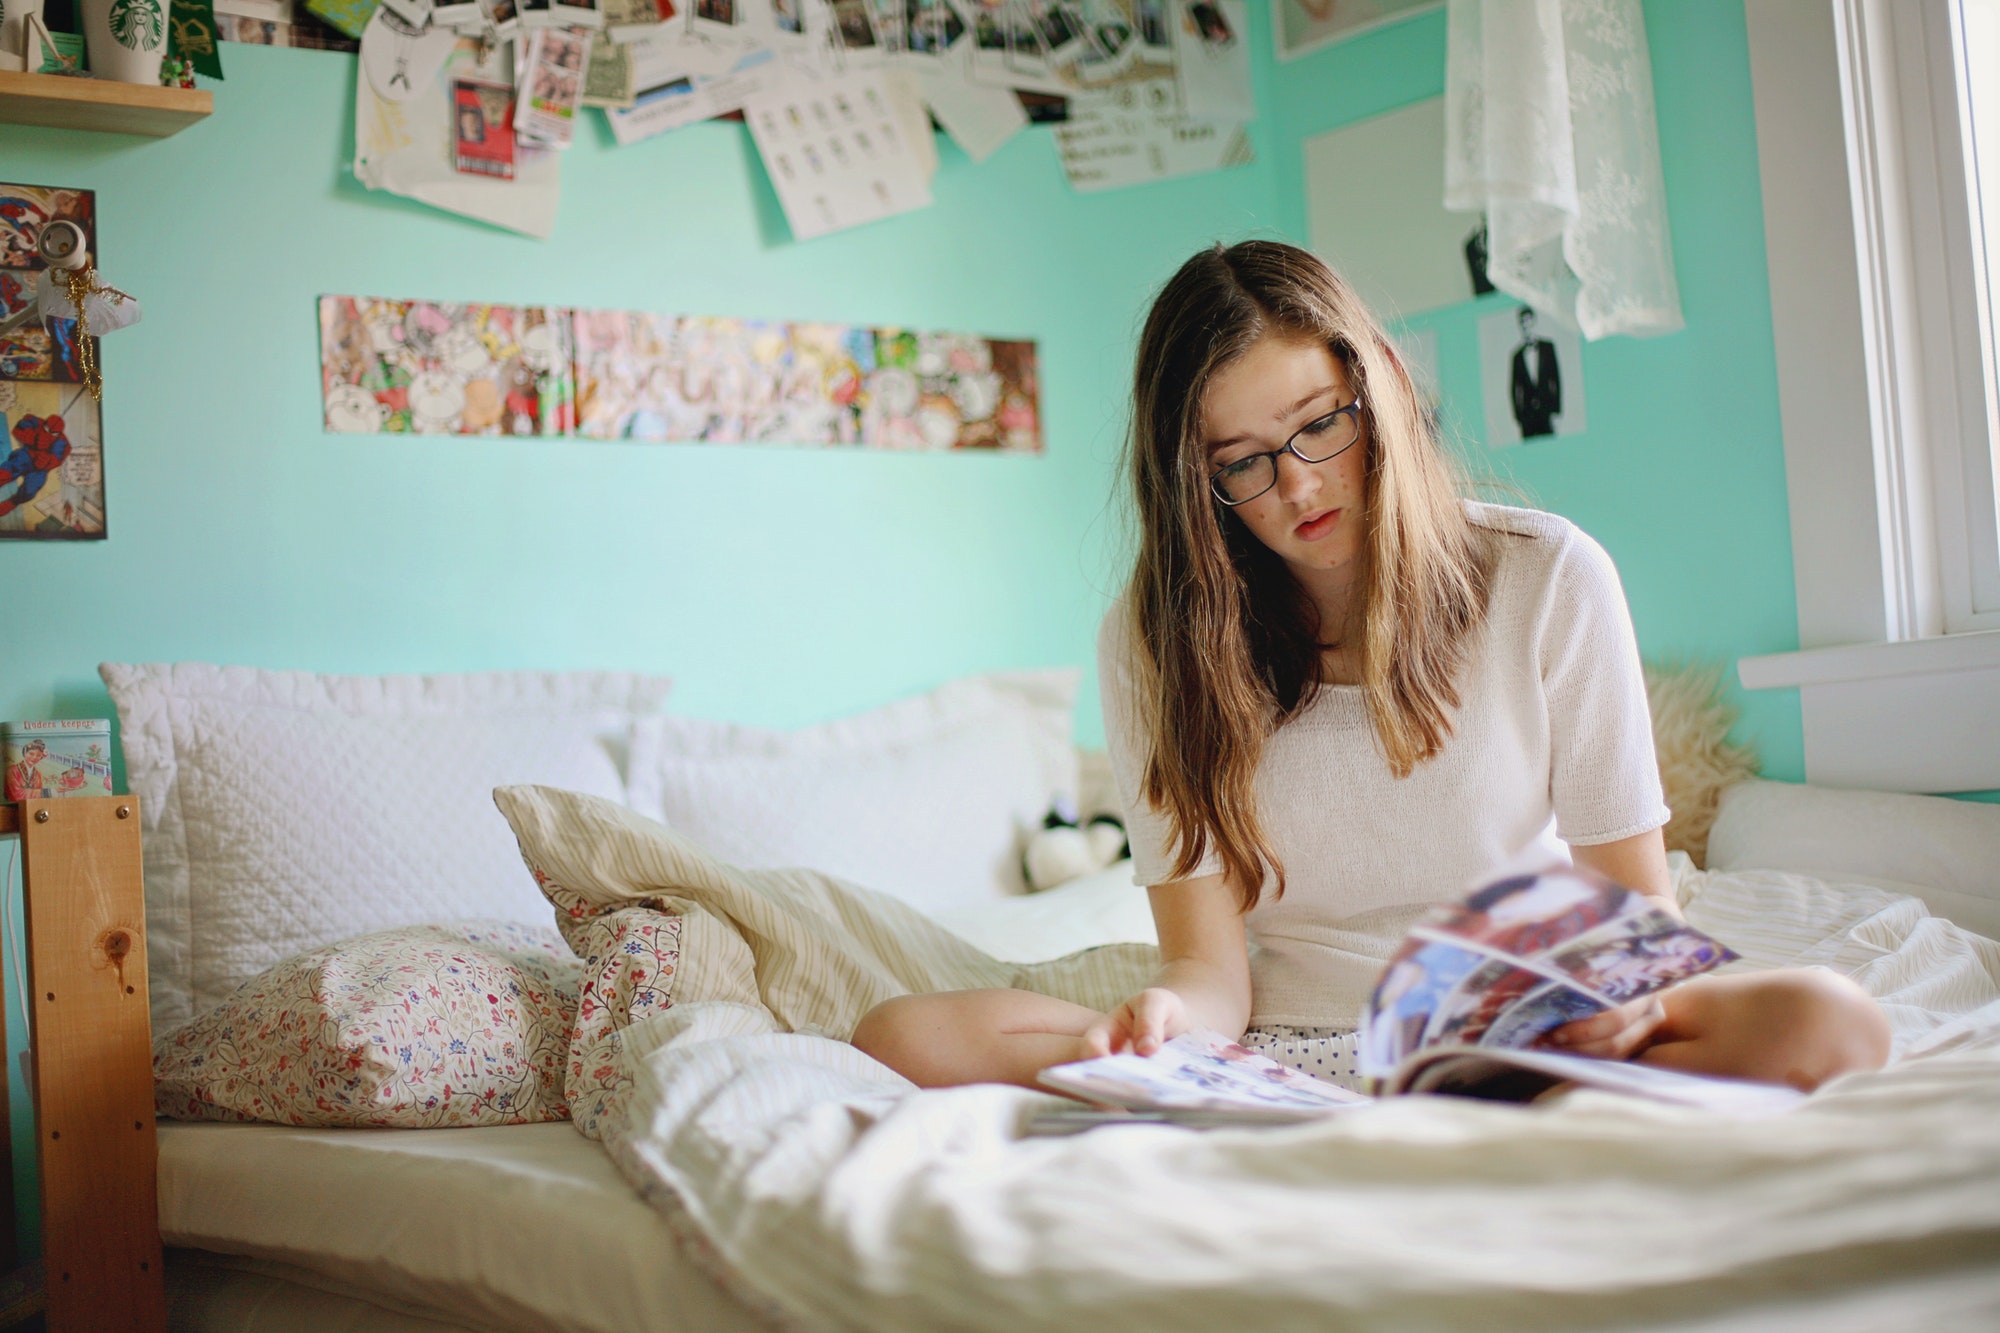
[1125,240,1493,910]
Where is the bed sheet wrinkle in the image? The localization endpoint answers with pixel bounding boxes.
[627,1034,2000,1331]
[495,786,2000,1333]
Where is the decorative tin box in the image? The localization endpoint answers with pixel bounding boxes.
[4,719,114,801]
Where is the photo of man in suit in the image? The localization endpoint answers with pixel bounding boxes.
[1509,306,1560,438]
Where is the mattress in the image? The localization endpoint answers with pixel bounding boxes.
[152,861,1168,1333]
[157,1120,768,1333]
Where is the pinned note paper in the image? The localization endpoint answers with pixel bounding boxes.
[743,70,935,240]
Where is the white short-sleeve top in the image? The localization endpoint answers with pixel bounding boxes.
[1099,502,1670,1031]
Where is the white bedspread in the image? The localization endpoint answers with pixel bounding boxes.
[496,786,2000,1332]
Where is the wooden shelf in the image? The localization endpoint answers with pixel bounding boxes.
[0,69,210,137]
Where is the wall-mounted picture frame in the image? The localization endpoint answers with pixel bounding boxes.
[1273,0,1438,63]
[1,182,107,542]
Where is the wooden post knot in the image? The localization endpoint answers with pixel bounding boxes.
[96,926,138,989]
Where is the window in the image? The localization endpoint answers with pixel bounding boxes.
[1831,0,2000,639]
[1955,0,2000,627]
[1740,0,2000,792]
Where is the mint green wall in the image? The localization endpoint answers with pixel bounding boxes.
[0,34,1290,743]
[0,13,1301,1258]
[1265,0,1807,780]
[0,0,1823,1255]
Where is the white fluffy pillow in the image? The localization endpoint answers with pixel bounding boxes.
[625,670,1079,916]
[1708,780,2000,940]
[102,664,671,1031]
[930,860,1157,963]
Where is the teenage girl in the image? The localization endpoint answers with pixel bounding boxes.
[853,241,1890,1095]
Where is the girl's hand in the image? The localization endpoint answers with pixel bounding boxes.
[1543,993,1667,1061]
[1081,988,1192,1058]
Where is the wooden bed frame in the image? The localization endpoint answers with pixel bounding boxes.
[0,795,165,1332]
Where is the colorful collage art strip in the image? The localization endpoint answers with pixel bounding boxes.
[1,183,106,541]
[318,295,1041,453]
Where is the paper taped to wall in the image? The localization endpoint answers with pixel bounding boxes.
[354,34,564,238]
[742,70,934,242]
[1053,76,1252,192]
[319,294,1043,452]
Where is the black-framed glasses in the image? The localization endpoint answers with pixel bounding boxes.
[1208,400,1363,506]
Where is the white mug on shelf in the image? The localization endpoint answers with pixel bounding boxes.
[81,0,168,83]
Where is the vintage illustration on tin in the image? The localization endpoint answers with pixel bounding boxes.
[570,310,1042,452]
[318,295,576,436]
[1,184,107,540]
[4,728,115,801]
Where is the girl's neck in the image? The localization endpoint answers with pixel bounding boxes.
[1288,561,1363,686]
[1293,560,1360,647]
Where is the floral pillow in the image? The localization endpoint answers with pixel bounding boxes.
[154,921,580,1129]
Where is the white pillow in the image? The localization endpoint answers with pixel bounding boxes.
[1708,779,2000,939]
[930,860,1157,963]
[101,663,671,1031]
[625,670,1079,916]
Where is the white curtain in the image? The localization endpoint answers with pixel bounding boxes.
[1443,0,1684,338]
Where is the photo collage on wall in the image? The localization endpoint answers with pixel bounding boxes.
[320,295,1042,453]
[0,183,106,541]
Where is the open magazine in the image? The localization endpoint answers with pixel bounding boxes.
[1035,1028,1373,1130]
[1032,868,1805,1131]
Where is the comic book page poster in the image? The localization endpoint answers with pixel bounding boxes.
[571,311,1041,452]
[318,295,575,436]
[0,382,106,539]
[1,184,106,540]
[1,183,97,386]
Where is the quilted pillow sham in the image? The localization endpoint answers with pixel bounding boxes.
[153,921,579,1129]
[624,670,1080,916]
[101,663,670,1030]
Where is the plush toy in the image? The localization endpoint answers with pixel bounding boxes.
[1023,795,1130,893]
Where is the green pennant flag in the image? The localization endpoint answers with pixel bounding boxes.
[168,0,224,80]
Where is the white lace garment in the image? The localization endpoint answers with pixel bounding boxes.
[1443,0,1684,339]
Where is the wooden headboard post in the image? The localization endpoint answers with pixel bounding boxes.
[1,797,167,1332]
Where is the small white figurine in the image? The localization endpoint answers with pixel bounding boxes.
[33,219,143,400]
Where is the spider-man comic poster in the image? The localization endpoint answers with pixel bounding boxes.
[0,382,104,539]
[0,184,105,540]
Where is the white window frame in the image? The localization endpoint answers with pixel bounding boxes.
[1739,0,2000,792]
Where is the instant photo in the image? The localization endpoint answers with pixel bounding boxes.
[452,80,518,178]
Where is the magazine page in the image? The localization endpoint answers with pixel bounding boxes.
[1359,868,1738,1082]
[1394,1048,1805,1115]
[1037,1029,1372,1123]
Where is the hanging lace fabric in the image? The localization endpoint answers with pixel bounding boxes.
[1443,0,1684,338]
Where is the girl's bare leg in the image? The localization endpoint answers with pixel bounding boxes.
[1643,968,1892,1091]
[851,989,1103,1089]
